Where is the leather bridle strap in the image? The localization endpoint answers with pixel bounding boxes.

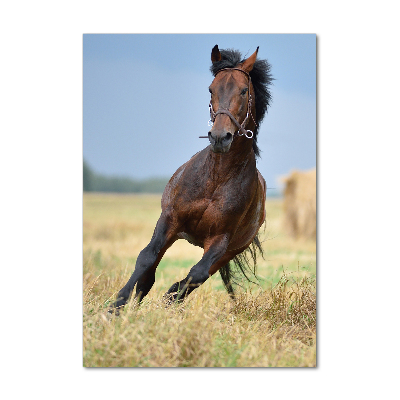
[216,67,251,79]
[207,67,256,139]
[213,109,250,137]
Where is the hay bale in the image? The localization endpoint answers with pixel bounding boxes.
[281,168,316,240]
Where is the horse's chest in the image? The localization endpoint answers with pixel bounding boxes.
[176,194,247,247]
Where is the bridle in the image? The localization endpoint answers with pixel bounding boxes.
[206,67,257,139]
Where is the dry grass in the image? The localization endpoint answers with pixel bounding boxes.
[83,193,316,367]
[83,268,315,367]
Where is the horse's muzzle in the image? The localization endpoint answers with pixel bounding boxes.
[208,130,233,153]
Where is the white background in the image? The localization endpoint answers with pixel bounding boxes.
[1,1,399,399]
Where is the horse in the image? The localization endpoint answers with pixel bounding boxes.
[111,45,273,313]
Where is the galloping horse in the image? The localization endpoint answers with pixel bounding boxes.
[111,45,273,312]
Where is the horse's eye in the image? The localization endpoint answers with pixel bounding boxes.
[241,88,248,96]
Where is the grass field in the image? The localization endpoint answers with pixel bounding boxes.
[83,193,316,367]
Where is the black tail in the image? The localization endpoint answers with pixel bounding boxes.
[219,262,235,299]
[219,234,264,296]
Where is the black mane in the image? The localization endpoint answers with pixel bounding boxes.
[210,48,273,158]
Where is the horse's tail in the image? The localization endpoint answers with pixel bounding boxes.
[219,234,264,296]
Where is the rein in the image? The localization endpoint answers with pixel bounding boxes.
[200,68,257,139]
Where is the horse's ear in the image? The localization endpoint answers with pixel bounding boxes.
[240,47,259,73]
[211,45,221,63]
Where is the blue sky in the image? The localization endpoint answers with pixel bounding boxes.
[83,34,316,192]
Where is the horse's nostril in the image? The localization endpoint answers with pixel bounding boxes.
[209,131,233,145]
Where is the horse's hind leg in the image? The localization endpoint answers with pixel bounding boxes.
[111,213,176,312]
[164,235,231,303]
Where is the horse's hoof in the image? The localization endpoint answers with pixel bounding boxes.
[109,294,128,315]
[108,301,124,316]
[108,308,120,317]
[162,293,175,307]
[162,293,184,308]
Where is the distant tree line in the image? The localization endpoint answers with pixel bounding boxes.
[83,160,169,193]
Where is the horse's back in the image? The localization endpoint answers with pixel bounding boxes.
[257,169,266,196]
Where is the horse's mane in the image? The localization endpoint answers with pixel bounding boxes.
[210,48,273,158]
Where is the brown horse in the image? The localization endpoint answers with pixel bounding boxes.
[111,45,273,312]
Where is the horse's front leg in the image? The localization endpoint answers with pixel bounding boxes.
[165,234,231,303]
[110,212,177,313]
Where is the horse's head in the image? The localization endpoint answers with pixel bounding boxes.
[208,45,258,154]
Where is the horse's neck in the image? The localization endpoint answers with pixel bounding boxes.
[206,141,256,179]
